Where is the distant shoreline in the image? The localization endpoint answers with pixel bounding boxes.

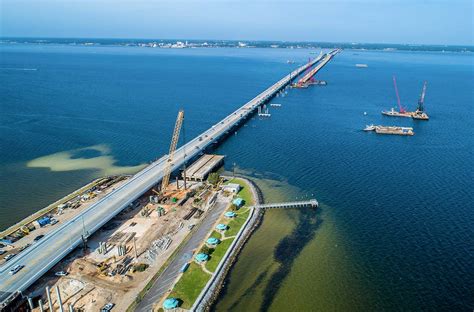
[1,37,472,53]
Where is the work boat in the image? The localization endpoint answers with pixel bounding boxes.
[412,81,430,120]
[382,107,413,117]
[382,76,414,118]
[412,110,429,120]
[364,124,376,131]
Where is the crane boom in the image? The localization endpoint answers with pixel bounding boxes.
[393,76,405,113]
[417,81,427,112]
[161,109,184,193]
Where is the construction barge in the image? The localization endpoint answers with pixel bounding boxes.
[364,125,414,136]
[382,77,430,120]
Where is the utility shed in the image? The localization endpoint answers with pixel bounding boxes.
[223,183,241,193]
[184,154,225,182]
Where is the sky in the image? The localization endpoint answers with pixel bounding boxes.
[1,0,473,45]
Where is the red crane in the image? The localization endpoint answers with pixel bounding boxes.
[393,76,406,113]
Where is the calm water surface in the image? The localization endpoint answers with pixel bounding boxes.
[1,44,473,310]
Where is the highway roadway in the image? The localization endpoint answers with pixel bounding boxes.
[0,50,337,307]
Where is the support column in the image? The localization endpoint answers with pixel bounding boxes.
[55,286,64,312]
[27,297,34,310]
[46,286,54,312]
[38,299,45,312]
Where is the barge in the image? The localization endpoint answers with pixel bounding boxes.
[364,125,414,136]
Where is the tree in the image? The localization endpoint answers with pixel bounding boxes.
[207,172,220,186]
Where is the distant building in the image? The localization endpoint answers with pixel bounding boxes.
[223,183,241,193]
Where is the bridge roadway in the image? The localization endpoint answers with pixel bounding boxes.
[298,48,341,84]
[0,50,336,307]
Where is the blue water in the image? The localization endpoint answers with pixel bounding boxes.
[1,44,473,310]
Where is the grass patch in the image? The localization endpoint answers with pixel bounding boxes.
[168,262,211,309]
[209,230,222,240]
[205,237,235,272]
[226,178,255,206]
[225,208,251,236]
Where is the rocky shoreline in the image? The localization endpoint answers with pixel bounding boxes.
[193,176,265,312]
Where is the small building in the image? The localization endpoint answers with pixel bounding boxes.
[163,298,179,310]
[232,198,245,207]
[216,224,228,232]
[206,237,220,247]
[195,253,209,263]
[224,211,236,218]
[223,183,241,193]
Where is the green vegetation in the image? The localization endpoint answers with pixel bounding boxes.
[132,263,149,272]
[225,208,251,236]
[207,172,220,186]
[205,238,235,272]
[169,262,211,309]
[210,230,222,239]
[226,178,255,206]
[200,245,215,255]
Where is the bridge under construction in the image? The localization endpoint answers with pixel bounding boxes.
[0,49,340,309]
[293,49,339,88]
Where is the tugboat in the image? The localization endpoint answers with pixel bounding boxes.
[382,76,414,118]
[412,81,429,120]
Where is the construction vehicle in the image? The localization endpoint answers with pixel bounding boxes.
[97,256,116,275]
[161,110,184,194]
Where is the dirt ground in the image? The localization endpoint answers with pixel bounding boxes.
[28,180,215,312]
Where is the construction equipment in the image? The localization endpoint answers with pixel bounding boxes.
[413,81,429,120]
[161,110,184,194]
[381,76,413,117]
[393,76,406,113]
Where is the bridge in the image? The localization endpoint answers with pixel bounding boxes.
[0,49,339,308]
[251,199,318,210]
[295,49,341,87]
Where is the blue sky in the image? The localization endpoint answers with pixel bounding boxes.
[1,0,473,45]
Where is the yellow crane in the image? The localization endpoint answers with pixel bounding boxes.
[161,109,184,194]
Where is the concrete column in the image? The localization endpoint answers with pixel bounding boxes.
[27,297,34,310]
[46,286,54,312]
[55,286,64,312]
[38,299,45,312]
[68,304,74,312]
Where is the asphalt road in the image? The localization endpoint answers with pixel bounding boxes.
[135,195,230,312]
[0,53,330,307]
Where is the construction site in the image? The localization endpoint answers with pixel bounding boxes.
[11,110,232,312]
[25,174,225,311]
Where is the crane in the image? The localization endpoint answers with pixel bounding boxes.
[393,76,406,113]
[161,109,184,194]
[417,81,427,112]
